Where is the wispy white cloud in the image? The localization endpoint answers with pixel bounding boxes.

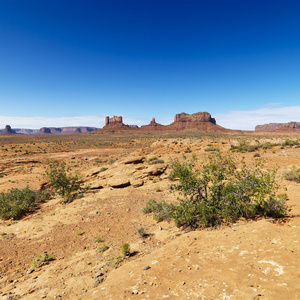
[0,115,106,129]
[214,105,300,130]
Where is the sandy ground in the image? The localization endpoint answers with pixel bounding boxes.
[0,134,299,299]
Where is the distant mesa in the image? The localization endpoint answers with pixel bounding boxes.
[39,127,98,135]
[174,112,216,124]
[255,122,300,131]
[0,111,229,135]
[0,125,16,135]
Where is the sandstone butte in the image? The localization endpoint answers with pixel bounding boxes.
[101,112,227,133]
[1,111,300,135]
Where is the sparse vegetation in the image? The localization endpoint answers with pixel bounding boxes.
[137,226,147,238]
[30,252,54,268]
[94,237,103,243]
[0,186,52,220]
[122,242,131,256]
[205,147,219,152]
[284,165,300,183]
[106,255,124,269]
[143,199,175,222]
[45,160,83,203]
[96,243,109,253]
[144,152,286,229]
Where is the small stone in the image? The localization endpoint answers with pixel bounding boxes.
[132,290,138,294]
[143,265,151,270]
[27,268,34,274]
[94,272,104,278]
[81,289,87,293]
[194,250,199,253]
[182,281,186,285]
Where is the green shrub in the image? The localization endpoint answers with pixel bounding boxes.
[143,199,175,222]
[0,187,52,220]
[30,252,54,268]
[231,144,259,152]
[204,147,219,152]
[282,139,299,147]
[122,242,130,256]
[149,159,165,165]
[45,160,82,203]
[167,152,286,228]
[94,237,103,243]
[99,167,108,172]
[284,165,300,183]
[148,156,158,162]
[96,243,109,253]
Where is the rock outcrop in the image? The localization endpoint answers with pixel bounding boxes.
[255,122,300,131]
[84,155,167,189]
[0,125,16,135]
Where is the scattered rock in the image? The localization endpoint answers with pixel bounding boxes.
[143,265,151,270]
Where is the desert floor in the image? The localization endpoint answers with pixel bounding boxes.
[0,132,299,299]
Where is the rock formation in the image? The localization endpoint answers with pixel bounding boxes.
[39,127,98,135]
[166,112,223,131]
[103,116,138,131]
[255,122,300,131]
[140,118,164,131]
[0,125,16,135]
[173,112,216,124]
[105,116,123,126]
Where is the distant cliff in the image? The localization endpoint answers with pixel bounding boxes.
[255,122,300,131]
[39,127,98,135]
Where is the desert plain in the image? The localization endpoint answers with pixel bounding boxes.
[0,131,299,299]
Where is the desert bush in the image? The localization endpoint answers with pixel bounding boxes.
[148,156,158,162]
[0,187,52,220]
[96,243,109,253]
[166,152,286,228]
[45,160,82,203]
[142,199,175,222]
[122,242,131,256]
[284,165,300,183]
[99,167,108,172]
[149,159,165,165]
[30,252,54,268]
[231,144,259,152]
[282,139,299,147]
[204,147,219,152]
[137,226,147,238]
[94,237,103,243]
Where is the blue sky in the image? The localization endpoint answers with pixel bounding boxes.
[0,0,300,130]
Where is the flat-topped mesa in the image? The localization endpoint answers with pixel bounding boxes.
[255,122,300,131]
[174,112,216,124]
